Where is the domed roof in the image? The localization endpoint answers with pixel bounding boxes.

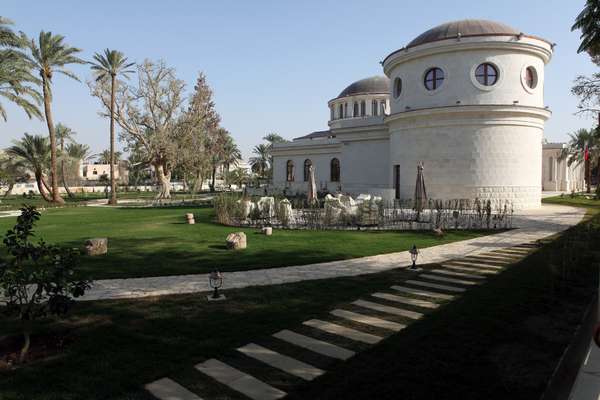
[337,76,390,98]
[407,19,520,48]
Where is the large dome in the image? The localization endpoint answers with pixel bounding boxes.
[407,19,520,48]
[337,76,390,98]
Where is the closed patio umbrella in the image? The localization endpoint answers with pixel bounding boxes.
[414,163,427,219]
[307,165,318,204]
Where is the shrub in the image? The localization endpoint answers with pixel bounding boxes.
[0,205,91,363]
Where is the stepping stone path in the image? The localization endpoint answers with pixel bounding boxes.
[145,242,539,400]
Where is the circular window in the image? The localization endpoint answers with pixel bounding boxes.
[424,67,444,91]
[475,63,498,86]
[393,77,402,98]
[524,66,537,89]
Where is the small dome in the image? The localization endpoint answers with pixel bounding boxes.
[337,76,390,98]
[407,19,520,48]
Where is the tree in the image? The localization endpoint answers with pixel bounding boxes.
[226,167,250,189]
[0,17,41,121]
[6,133,52,201]
[90,59,185,199]
[221,135,242,187]
[55,123,76,198]
[90,49,135,205]
[0,206,90,363]
[572,0,600,62]
[98,149,122,164]
[250,143,270,179]
[21,31,85,204]
[560,128,600,193]
[0,154,29,197]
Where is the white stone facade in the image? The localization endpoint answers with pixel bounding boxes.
[541,143,585,192]
[271,19,554,209]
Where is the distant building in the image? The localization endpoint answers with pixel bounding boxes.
[541,143,585,192]
[80,161,129,184]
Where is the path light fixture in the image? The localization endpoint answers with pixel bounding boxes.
[409,245,420,270]
[208,270,226,301]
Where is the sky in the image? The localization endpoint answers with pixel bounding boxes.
[1,0,598,161]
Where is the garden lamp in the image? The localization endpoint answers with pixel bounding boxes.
[209,270,223,299]
[409,245,419,269]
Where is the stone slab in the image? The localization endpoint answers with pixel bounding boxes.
[430,269,486,279]
[440,264,498,275]
[352,299,423,319]
[478,253,523,261]
[145,377,203,400]
[405,280,466,293]
[371,292,439,309]
[464,255,512,264]
[391,285,455,300]
[303,319,382,344]
[445,260,504,270]
[273,329,355,360]
[419,274,479,286]
[330,309,406,332]
[237,343,324,381]
[195,358,286,400]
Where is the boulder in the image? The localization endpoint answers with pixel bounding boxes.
[186,213,195,224]
[262,227,273,236]
[257,197,275,220]
[85,238,108,256]
[324,194,344,224]
[278,198,294,226]
[238,199,255,220]
[226,232,247,250]
[433,227,444,237]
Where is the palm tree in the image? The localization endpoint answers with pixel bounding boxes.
[22,31,85,204]
[55,123,76,198]
[90,49,135,205]
[572,0,600,58]
[66,142,92,162]
[560,128,600,193]
[0,155,28,197]
[6,133,52,201]
[0,17,41,121]
[98,149,122,164]
[250,143,270,180]
[221,136,241,187]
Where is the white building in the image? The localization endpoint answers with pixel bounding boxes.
[542,143,585,192]
[272,19,554,209]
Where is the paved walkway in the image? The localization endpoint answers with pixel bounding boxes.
[81,204,586,301]
[145,242,540,400]
[570,341,600,399]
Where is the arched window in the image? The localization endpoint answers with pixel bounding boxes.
[525,66,537,89]
[360,100,366,116]
[424,67,444,90]
[353,102,359,117]
[380,101,386,115]
[475,63,498,86]
[330,106,334,120]
[393,78,402,98]
[303,159,312,182]
[286,160,294,182]
[344,103,348,118]
[330,158,340,182]
[548,157,554,181]
[338,103,343,119]
[372,99,378,116]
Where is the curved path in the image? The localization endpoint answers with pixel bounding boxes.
[81,204,586,301]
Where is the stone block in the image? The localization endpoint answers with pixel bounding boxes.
[85,238,108,256]
[226,232,247,250]
[262,227,273,236]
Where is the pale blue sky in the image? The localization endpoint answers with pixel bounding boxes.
[1,0,597,160]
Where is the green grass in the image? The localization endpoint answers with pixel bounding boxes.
[0,197,597,400]
[543,193,600,210]
[0,206,488,280]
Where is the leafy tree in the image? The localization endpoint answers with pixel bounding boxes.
[98,149,122,164]
[0,205,90,363]
[226,167,250,189]
[90,49,135,205]
[0,17,41,121]
[572,0,600,62]
[6,133,52,201]
[250,143,270,179]
[21,31,85,204]
[55,123,76,198]
[90,59,185,199]
[560,128,600,193]
[0,154,29,197]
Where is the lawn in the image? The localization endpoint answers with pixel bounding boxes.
[0,196,597,400]
[0,205,488,280]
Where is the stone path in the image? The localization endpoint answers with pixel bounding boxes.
[145,242,541,400]
[82,204,585,301]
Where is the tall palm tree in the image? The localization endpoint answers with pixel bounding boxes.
[221,136,241,186]
[0,155,28,197]
[6,133,52,201]
[22,31,85,204]
[572,0,600,58]
[560,128,600,193]
[66,142,92,162]
[249,143,270,180]
[55,123,76,198]
[98,149,122,164]
[90,49,135,205]
[0,17,41,121]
